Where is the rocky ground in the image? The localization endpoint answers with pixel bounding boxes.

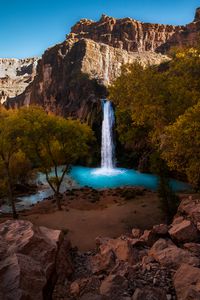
[0,194,200,299]
[0,187,165,250]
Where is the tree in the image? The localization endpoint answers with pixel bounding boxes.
[18,106,94,210]
[0,108,31,218]
[110,49,200,138]
[161,102,200,190]
[150,151,180,223]
[109,47,200,178]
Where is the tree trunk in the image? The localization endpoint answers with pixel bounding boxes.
[55,192,62,210]
[6,169,18,219]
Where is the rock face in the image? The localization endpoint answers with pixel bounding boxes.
[51,195,200,300]
[5,39,168,128]
[1,196,200,299]
[5,8,200,127]
[174,264,200,300]
[70,14,183,53]
[0,220,72,300]
[0,58,38,104]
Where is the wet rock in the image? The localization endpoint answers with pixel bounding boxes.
[174,263,200,300]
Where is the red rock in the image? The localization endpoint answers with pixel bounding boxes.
[178,198,200,223]
[169,219,199,243]
[184,242,200,256]
[6,10,200,125]
[70,281,80,296]
[197,222,200,231]
[174,263,200,300]
[90,250,115,274]
[139,230,158,246]
[0,220,72,300]
[97,237,136,263]
[132,228,143,238]
[149,239,199,269]
[152,224,168,235]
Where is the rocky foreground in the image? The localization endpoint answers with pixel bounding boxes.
[1,196,200,300]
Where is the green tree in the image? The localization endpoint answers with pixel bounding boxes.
[0,108,31,218]
[161,102,200,190]
[109,47,200,179]
[110,48,200,131]
[18,107,94,210]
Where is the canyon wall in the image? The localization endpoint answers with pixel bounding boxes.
[4,8,200,127]
[0,58,38,104]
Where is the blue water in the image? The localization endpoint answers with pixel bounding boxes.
[0,165,189,213]
[69,166,189,191]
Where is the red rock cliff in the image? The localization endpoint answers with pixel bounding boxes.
[5,8,200,127]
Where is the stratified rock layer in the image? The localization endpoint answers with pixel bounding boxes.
[0,58,38,104]
[4,9,200,127]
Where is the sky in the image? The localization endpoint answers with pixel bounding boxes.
[0,0,199,58]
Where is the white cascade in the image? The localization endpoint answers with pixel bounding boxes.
[93,99,123,176]
[101,100,115,169]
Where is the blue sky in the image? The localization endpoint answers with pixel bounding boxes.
[0,0,199,58]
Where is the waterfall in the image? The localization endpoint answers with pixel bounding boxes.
[101,100,115,169]
[93,99,124,176]
[92,99,124,176]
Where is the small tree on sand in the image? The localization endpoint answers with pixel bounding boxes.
[18,106,94,210]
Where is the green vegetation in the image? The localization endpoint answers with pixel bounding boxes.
[0,106,94,216]
[109,47,200,218]
[161,102,200,190]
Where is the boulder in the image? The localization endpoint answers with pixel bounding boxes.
[149,239,199,269]
[132,228,143,239]
[174,263,200,300]
[169,219,199,243]
[0,220,72,300]
[132,287,167,300]
[90,250,115,274]
[139,230,158,246]
[178,198,200,223]
[96,237,136,263]
[183,243,200,256]
[152,224,168,236]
